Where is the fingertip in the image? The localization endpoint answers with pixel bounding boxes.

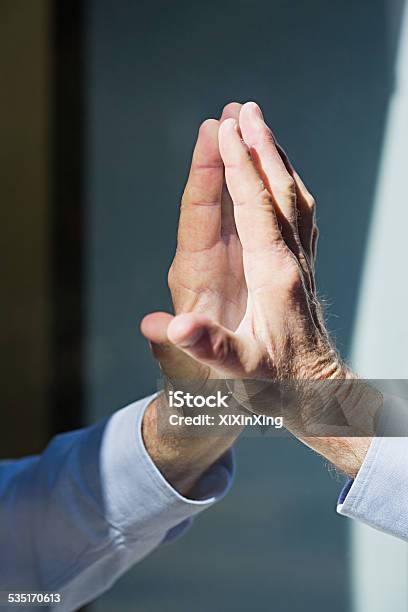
[218,117,238,140]
[240,101,264,120]
[219,116,237,128]
[140,312,174,344]
[140,313,153,336]
[239,101,272,147]
[199,118,219,134]
[194,119,222,166]
[198,118,220,146]
[220,102,242,122]
[218,118,245,161]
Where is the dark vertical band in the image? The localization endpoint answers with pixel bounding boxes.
[50,0,85,436]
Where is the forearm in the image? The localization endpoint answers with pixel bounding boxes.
[299,435,372,479]
[0,396,234,606]
[142,395,240,496]
[0,427,161,604]
[289,367,383,478]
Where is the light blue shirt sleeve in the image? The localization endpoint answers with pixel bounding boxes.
[337,394,408,541]
[0,394,234,610]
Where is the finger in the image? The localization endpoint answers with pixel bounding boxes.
[179,119,223,251]
[276,143,317,265]
[220,102,242,123]
[220,103,242,236]
[238,103,315,293]
[141,312,174,344]
[140,312,208,379]
[218,118,284,254]
[239,102,301,256]
[167,313,252,377]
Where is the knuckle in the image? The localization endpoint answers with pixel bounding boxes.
[255,186,274,209]
[279,176,296,201]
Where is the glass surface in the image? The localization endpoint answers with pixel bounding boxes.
[1,1,407,609]
[83,1,403,610]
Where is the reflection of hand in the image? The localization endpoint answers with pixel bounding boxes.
[140,104,245,495]
[141,102,245,381]
[144,101,342,383]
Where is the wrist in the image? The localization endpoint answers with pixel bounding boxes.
[291,375,382,478]
[302,435,372,479]
[142,395,237,497]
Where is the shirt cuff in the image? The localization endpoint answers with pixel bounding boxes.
[337,394,408,540]
[100,394,235,539]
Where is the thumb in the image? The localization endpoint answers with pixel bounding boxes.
[140,312,208,380]
[167,313,249,378]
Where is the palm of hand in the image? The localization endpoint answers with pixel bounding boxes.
[169,205,246,331]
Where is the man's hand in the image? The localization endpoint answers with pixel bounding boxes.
[142,101,378,481]
[145,102,340,382]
